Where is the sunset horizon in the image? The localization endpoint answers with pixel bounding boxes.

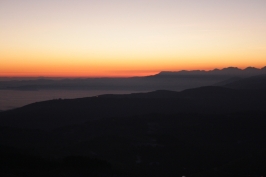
[1,0,266,77]
[1,1,266,175]
[0,65,265,78]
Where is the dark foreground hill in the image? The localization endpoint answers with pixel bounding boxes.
[0,87,265,130]
[0,85,266,176]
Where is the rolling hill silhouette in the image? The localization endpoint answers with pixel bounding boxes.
[0,71,266,176]
[0,86,265,130]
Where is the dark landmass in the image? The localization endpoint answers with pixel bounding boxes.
[0,70,266,176]
[0,86,266,130]
[0,66,265,91]
[224,74,266,89]
[213,77,243,86]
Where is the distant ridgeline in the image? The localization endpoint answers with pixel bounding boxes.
[156,66,266,76]
[0,66,265,91]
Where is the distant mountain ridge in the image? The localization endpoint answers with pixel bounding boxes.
[156,66,266,76]
[0,66,265,93]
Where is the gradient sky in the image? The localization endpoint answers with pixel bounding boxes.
[1,0,266,77]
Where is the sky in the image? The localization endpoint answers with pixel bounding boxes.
[1,0,266,77]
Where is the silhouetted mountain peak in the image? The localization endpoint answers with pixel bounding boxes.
[244,66,258,70]
[221,66,240,71]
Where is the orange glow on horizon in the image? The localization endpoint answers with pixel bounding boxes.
[1,62,265,78]
[1,0,266,77]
